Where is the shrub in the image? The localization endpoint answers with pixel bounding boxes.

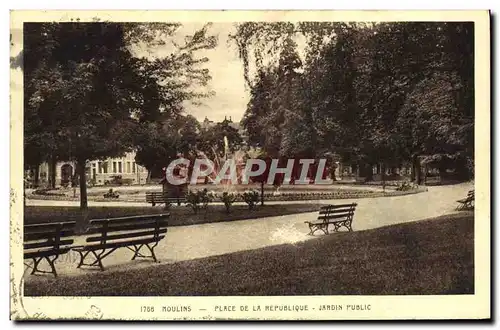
[221,191,238,214]
[241,190,260,210]
[186,189,214,214]
[33,188,66,197]
[103,189,119,198]
[200,189,215,211]
[396,181,414,191]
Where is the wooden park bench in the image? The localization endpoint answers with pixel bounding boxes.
[24,222,76,277]
[456,190,474,211]
[305,203,357,235]
[146,192,186,207]
[73,214,169,271]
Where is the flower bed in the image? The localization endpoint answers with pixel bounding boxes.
[260,187,427,201]
[26,186,427,203]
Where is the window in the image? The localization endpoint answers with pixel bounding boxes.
[113,161,117,173]
[127,162,131,173]
[102,162,108,174]
[118,162,122,173]
[132,162,136,173]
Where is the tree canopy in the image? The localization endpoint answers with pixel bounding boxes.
[24,22,218,209]
[231,21,474,182]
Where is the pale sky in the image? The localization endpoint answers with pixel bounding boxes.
[181,23,249,123]
[133,22,250,123]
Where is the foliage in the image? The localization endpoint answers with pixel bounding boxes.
[23,22,218,211]
[197,118,244,160]
[241,189,260,210]
[185,189,214,214]
[134,114,201,178]
[103,189,120,199]
[231,22,474,181]
[395,181,414,192]
[220,191,238,214]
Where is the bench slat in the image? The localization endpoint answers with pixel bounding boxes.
[86,228,168,243]
[24,247,73,259]
[24,238,74,250]
[24,222,76,234]
[77,236,166,251]
[319,207,355,215]
[318,213,354,221]
[87,220,168,235]
[25,230,75,241]
[320,203,357,210]
[148,198,186,202]
[90,214,169,225]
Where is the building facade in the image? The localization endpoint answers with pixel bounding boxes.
[35,152,149,187]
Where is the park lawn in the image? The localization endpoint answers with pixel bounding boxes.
[25,213,474,296]
[24,203,324,228]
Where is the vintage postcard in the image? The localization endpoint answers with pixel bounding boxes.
[10,10,490,320]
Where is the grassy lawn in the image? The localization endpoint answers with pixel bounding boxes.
[25,213,474,296]
[24,203,323,228]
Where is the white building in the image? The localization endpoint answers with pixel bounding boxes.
[36,152,149,187]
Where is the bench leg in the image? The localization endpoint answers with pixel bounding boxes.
[46,256,58,278]
[306,223,315,235]
[146,243,158,262]
[321,224,329,235]
[89,251,105,271]
[77,249,114,271]
[28,256,58,277]
[307,223,329,236]
[345,220,353,232]
[76,250,91,268]
[31,258,42,275]
[128,243,159,262]
[307,223,320,236]
[130,244,145,260]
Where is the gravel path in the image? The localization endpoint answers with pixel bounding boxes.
[24,183,473,280]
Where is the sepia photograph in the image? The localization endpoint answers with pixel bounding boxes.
[10,10,490,320]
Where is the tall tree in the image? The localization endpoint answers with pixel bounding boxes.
[24,22,218,210]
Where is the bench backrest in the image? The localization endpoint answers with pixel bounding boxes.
[146,192,164,196]
[318,203,357,222]
[24,221,76,253]
[146,192,186,198]
[86,214,169,245]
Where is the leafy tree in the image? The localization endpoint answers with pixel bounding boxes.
[134,114,201,179]
[24,22,217,210]
[231,21,474,183]
[197,118,243,160]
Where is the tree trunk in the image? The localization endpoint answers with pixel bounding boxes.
[411,155,417,182]
[364,163,374,182]
[412,155,422,185]
[381,163,386,191]
[49,156,57,189]
[77,159,88,210]
[330,163,337,182]
[260,181,264,206]
[33,165,40,188]
[423,164,428,185]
